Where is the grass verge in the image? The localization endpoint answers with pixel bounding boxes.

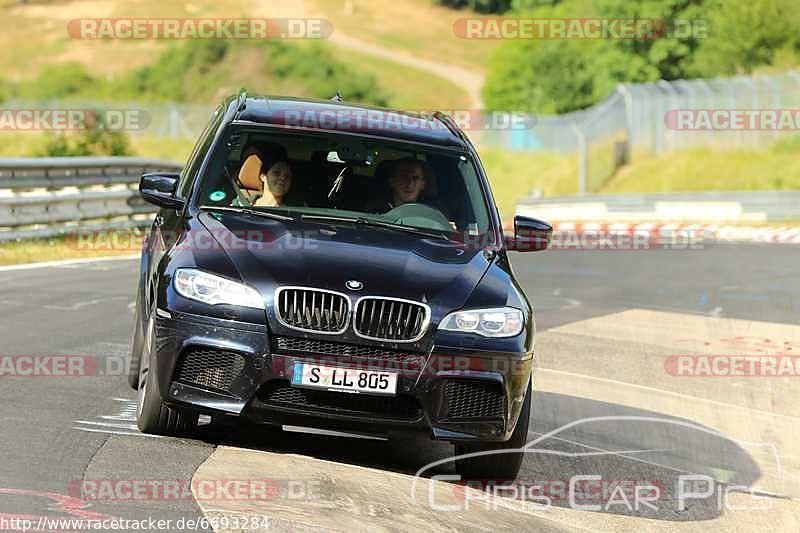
[604,144,800,193]
[479,148,578,218]
[0,230,143,266]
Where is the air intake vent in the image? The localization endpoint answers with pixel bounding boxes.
[354,297,429,342]
[174,347,246,395]
[275,287,350,334]
[441,380,505,420]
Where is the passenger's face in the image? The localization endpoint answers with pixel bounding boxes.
[263,162,292,197]
[389,163,425,205]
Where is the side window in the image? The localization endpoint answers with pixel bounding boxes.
[176,107,223,199]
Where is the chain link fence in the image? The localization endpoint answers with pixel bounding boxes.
[479,70,800,194]
[622,71,800,153]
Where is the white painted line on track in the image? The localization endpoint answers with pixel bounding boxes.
[0,254,139,272]
[44,295,130,311]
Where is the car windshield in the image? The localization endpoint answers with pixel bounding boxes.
[197,126,493,239]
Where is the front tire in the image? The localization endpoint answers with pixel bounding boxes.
[454,380,532,481]
[136,312,198,436]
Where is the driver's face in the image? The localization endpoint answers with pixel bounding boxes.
[389,163,425,205]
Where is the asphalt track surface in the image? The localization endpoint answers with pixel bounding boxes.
[0,243,798,531]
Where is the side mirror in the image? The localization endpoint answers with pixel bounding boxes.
[140,172,184,210]
[508,215,552,252]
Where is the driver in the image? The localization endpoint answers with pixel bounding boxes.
[388,158,426,208]
[367,158,450,222]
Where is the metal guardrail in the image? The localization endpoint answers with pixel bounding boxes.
[0,157,183,242]
[518,191,800,223]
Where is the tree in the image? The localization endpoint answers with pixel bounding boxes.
[691,0,799,76]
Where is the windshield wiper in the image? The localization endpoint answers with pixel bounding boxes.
[200,205,294,222]
[300,214,450,241]
[299,214,363,224]
[362,219,452,241]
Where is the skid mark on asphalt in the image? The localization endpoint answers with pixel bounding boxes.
[72,398,164,439]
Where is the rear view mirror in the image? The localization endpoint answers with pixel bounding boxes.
[327,141,373,165]
[508,215,552,252]
[140,172,184,210]
[326,151,345,163]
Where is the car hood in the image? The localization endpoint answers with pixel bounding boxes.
[198,211,494,323]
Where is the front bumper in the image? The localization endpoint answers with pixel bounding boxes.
[154,310,534,442]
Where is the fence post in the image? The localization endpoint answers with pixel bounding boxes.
[657,80,678,153]
[763,75,781,142]
[168,108,180,138]
[573,124,587,195]
[617,84,634,141]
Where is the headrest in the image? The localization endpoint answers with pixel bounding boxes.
[237,143,290,192]
[237,152,263,191]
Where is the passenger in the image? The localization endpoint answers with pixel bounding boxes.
[254,160,293,207]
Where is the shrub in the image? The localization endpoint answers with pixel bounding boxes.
[37,111,132,156]
[22,62,96,100]
[123,40,232,101]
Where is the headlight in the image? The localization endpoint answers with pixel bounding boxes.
[174,269,264,309]
[439,307,524,338]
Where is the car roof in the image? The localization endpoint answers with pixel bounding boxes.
[227,93,469,149]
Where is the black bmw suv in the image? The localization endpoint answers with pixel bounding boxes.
[129,92,551,479]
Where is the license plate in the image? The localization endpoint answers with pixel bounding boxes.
[291,362,398,395]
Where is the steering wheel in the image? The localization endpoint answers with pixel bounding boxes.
[384,203,451,231]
